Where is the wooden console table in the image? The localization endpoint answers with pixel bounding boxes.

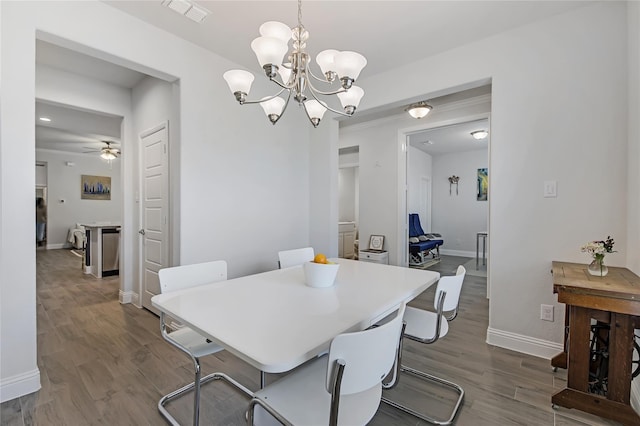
[551,261,640,425]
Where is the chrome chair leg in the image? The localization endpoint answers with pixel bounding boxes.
[158,367,254,426]
[193,360,201,426]
[381,294,464,425]
[381,364,464,426]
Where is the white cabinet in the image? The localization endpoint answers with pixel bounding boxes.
[338,222,356,259]
[359,250,389,264]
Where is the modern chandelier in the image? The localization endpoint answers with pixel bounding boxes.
[223,0,367,127]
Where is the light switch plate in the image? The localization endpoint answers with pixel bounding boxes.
[544,180,557,198]
[541,304,554,321]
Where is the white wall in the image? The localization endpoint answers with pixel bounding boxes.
[431,149,488,256]
[0,0,311,402]
[339,150,359,228]
[338,167,356,222]
[340,122,401,263]
[0,1,41,401]
[309,121,339,258]
[131,75,175,294]
[35,151,122,248]
[408,146,433,231]
[628,0,640,411]
[434,150,488,254]
[353,1,632,357]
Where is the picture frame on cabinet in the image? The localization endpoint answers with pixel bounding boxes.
[368,235,385,251]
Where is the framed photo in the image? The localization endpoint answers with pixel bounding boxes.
[368,235,385,251]
[81,175,111,200]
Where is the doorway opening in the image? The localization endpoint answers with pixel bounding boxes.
[338,146,359,259]
[36,162,48,248]
[404,117,490,281]
[35,36,178,307]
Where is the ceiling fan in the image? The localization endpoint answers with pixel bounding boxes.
[83,141,121,160]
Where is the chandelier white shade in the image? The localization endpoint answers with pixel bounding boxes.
[251,37,288,67]
[260,96,287,122]
[406,101,433,119]
[223,70,254,94]
[222,0,367,127]
[471,130,489,140]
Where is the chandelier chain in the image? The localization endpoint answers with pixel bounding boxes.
[298,0,303,29]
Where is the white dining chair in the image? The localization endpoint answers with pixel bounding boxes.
[277,247,314,269]
[158,260,253,426]
[247,303,407,426]
[382,265,466,426]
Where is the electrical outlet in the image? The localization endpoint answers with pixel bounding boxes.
[540,304,554,321]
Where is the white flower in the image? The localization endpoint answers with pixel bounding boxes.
[581,241,605,256]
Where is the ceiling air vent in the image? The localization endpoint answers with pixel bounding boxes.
[162,0,210,23]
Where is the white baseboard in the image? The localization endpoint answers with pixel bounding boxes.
[0,368,40,403]
[486,327,563,359]
[119,290,139,305]
[46,243,68,250]
[440,249,475,258]
[487,328,640,410]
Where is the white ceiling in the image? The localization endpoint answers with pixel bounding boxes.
[103,1,594,79]
[35,1,594,155]
[408,118,489,156]
[35,100,122,154]
[36,40,133,155]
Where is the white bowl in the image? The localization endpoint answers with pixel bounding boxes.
[303,261,340,288]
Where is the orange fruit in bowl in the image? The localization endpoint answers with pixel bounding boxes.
[313,253,327,264]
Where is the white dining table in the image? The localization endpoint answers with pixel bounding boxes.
[151,258,440,375]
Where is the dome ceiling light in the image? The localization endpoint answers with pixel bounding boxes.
[471,130,489,140]
[406,101,433,119]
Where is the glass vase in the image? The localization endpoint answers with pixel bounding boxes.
[588,257,608,277]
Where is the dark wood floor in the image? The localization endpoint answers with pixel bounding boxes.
[1,249,621,425]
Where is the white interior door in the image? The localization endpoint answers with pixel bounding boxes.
[140,123,169,313]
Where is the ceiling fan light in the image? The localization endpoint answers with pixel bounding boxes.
[406,101,433,119]
[101,151,116,160]
[471,130,489,140]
